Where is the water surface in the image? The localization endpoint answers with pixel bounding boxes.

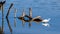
[0,0,60,34]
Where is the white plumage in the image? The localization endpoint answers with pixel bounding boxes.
[42,18,51,23]
[42,18,51,27]
[42,23,50,27]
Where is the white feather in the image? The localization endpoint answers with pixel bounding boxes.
[42,23,50,27]
[42,18,51,23]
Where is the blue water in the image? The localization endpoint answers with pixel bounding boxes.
[0,0,60,34]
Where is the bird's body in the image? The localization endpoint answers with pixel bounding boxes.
[42,18,51,23]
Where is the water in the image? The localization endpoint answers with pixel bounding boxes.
[0,0,60,34]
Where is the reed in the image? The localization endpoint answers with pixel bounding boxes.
[6,3,13,18]
[14,8,17,27]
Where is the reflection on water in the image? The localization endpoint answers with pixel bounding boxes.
[14,17,16,27]
[28,22,32,28]
[0,0,60,34]
[5,2,13,34]
[14,8,17,27]
[6,17,12,34]
[0,27,3,34]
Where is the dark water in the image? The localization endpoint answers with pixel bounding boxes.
[0,0,60,34]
